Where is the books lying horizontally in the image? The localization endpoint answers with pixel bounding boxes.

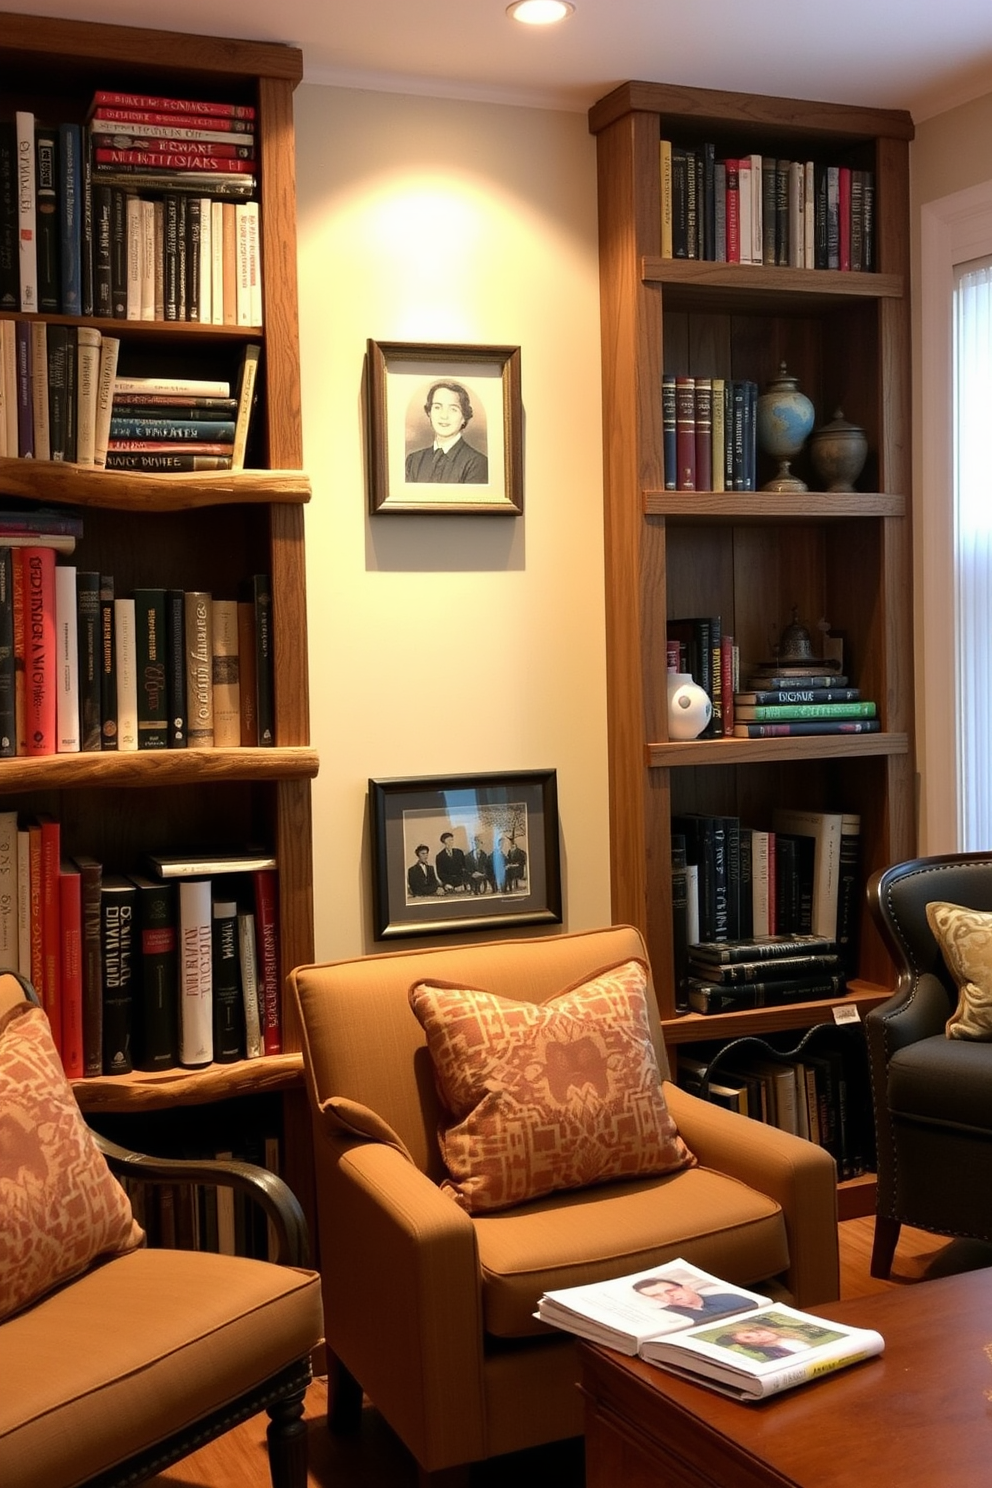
[686,933,847,1014]
[537,1258,883,1400]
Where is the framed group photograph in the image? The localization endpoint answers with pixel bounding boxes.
[365,339,523,515]
[369,769,561,940]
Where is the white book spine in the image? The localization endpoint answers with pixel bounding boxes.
[114,596,138,751]
[210,199,225,325]
[685,862,700,947]
[15,111,37,312]
[0,810,19,966]
[179,877,213,1066]
[738,158,752,265]
[140,198,156,321]
[55,564,80,753]
[238,908,261,1058]
[16,827,30,976]
[749,153,763,266]
[30,320,49,460]
[125,193,142,319]
[210,597,241,747]
[198,196,212,325]
[93,335,120,469]
[750,829,773,939]
[153,199,165,320]
[803,160,815,269]
[75,326,102,467]
[235,201,251,326]
[245,199,262,326]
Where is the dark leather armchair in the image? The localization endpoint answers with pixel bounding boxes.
[865,852,992,1277]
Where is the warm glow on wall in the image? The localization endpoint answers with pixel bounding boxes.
[507,1,575,25]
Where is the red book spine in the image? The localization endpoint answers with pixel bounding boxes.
[724,159,740,262]
[253,869,281,1055]
[107,441,233,454]
[11,550,26,756]
[90,134,253,159]
[39,816,62,1053]
[721,633,736,736]
[93,148,255,173]
[838,166,851,271]
[59,862,84,1079]
[23,546,56,756]
[675,375,696,491]
[92,92,256,120]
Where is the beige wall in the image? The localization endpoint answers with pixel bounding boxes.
[294,85,611,961]
[911,87,992,851]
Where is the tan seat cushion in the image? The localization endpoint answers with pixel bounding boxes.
[0,1247,323,1488]
[474,1164,787,1337]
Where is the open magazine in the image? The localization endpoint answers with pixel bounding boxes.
[537,1258,883,1401]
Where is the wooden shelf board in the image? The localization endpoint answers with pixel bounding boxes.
[642,257,904,311]
[0,746,319,791]
[644,490,905,520]
[73,1052,305,1112]
[661,983,892,1047]
[838,1172,877,1221]
[647,733,909,767]
[0,459,311,509]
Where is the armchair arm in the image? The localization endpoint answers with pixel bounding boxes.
[94,1134,311,1267]
[664,1081,839,1307]
[865,972,950,1055]
[319,1138,488,1470]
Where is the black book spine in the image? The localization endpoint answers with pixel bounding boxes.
[0,122,18,311]
[253,573,274,746]
[671,835,689,1011]
[46,322,68,460]
[212,896,244,1062]
[132,875,179,1071]
[93,182,113,317]
[80,141,94,317]
[738,827,753,940]
[100,876,136,1075]
[74,854,103,1077]
[702,142,715,261]
[662,374,677,490]
[176,193,188,322]
[163,193,179,320]
[761,155,777,265]
[187,195,201,322]
[34,126,60,313]
[99,573,118,750]
[166,587,187,747]
[671,146,688,259]
[63,324,77,463]
[133,587,169,749]
[76,571,102,752]
[110,186,127,318]
[0,549,14,757]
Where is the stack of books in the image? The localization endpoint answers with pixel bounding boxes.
[733,663,880,738]
[106,346,258,472]
[684,934,846,1015]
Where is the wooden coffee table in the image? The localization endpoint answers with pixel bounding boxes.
[580,1268,992,1487]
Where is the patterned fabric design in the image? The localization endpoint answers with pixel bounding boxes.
[0,1003,145,1322]
[408,958,695,1214]
[927,901,992,1039]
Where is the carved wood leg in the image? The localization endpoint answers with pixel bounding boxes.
[870,1215,902,1279]
[266,1384,309,1488]
[326,1351,364,1434]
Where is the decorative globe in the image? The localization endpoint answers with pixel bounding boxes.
[756,362,815,492]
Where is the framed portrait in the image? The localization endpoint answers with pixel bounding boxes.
[369,769,561,940]
[366,339,523,515]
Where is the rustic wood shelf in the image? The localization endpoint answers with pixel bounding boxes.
[73,1053,305,1112]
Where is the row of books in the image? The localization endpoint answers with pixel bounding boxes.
[1,88,259,322]
[667,616,737,737]
[662,374,758,492]
[0,814,282,1079]
[0,545,275,757]
[677,1026,876,1179]
[660,141,876,272]
[0,327,258,471]
[671,808,862,1009]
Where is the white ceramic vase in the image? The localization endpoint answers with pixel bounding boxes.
[667,672,712,740]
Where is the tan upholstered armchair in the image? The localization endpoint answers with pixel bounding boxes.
[0,973,324,1488]
[291,924,839,1481]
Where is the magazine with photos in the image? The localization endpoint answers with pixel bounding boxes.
[537,1258,884,1401]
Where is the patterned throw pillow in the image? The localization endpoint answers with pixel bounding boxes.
[927,901,992,1039]
[0,1002,145,1322]
[408,957,695,1214]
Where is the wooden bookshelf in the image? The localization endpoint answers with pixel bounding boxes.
[0,15,314,1219]
[589,81,915,1185]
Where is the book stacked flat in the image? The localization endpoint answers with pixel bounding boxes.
[733,666,881,738]
[106,346,258,473]
[686,934,846,1014]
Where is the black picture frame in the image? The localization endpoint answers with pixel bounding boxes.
[369,769,561,940]
[366,339,523,515]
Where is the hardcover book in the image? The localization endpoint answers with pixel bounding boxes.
[130,873,179,1071]
[100,873,136,1075]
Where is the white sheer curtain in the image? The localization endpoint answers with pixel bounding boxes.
[954,256,992,848]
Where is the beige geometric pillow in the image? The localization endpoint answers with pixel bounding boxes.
[926,900,992,1040]
[0,1002,145,1322]
[408,957,695,1214]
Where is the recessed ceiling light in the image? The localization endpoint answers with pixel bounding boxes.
[507,1,575,25]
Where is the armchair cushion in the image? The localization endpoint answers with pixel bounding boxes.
[925,900,992,1039]
[0,1002,144,1324]
[408,957,695,1214]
